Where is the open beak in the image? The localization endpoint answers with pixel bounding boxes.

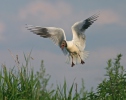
[61,45,64,49]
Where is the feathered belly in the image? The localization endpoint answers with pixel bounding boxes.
[67,44,80,54]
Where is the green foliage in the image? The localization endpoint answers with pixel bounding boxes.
[0,53,51,100]
[85,54,126,100]
[54,79,79,100]
[0,54,126,100]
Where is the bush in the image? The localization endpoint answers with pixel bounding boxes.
[85,54,126,100]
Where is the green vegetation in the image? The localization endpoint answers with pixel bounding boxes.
[0,54,126,100]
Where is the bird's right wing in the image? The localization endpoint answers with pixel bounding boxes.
[26,25,68,55]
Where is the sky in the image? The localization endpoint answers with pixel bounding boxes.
[0,0,126,91]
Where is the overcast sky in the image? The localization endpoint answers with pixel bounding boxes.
[0,0,126,91]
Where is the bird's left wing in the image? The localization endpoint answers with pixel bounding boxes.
[26,25,68,55]
[71,14,99,51]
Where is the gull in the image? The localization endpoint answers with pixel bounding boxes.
[26,14,99,67]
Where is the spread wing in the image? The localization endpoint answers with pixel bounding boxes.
[26,25,68,55]
[71,14,99,51]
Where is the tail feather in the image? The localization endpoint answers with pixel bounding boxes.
[81,51,89,60]
[66,51,89,65]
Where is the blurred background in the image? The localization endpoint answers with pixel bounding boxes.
[0,0,126,91]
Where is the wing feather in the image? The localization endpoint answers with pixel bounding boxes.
[71,14,99,51]
[26,25,68,55]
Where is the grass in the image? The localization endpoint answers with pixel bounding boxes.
[0,53,126,100]
[0,53,82,100]
[0,64,80,100]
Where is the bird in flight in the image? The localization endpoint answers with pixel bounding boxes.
[26,14,99,67]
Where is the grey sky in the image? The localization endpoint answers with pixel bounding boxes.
[0,0,126,90]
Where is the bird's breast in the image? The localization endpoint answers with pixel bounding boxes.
[66,41,79,54]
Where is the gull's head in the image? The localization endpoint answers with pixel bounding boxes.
[60,40,67,49]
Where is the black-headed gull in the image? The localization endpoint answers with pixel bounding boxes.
[26,14,99,67]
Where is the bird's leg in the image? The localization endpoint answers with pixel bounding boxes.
[78,54,85,64]
[71,55,75,67]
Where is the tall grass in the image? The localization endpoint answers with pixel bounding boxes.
[0,53,51,100]
[0,53,126,100]
[0,53,82,100]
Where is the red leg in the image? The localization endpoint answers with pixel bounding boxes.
[78,54,85,64]
[81,60,85,64]
[71,62,75,67]
[71,55,75,67]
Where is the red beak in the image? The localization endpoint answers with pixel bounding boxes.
[61,45,64,49]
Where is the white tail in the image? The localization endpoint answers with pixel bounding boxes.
[66,51,89,65]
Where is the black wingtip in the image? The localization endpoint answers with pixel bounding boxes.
[81,13,100,30]
[88,13,100,22]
